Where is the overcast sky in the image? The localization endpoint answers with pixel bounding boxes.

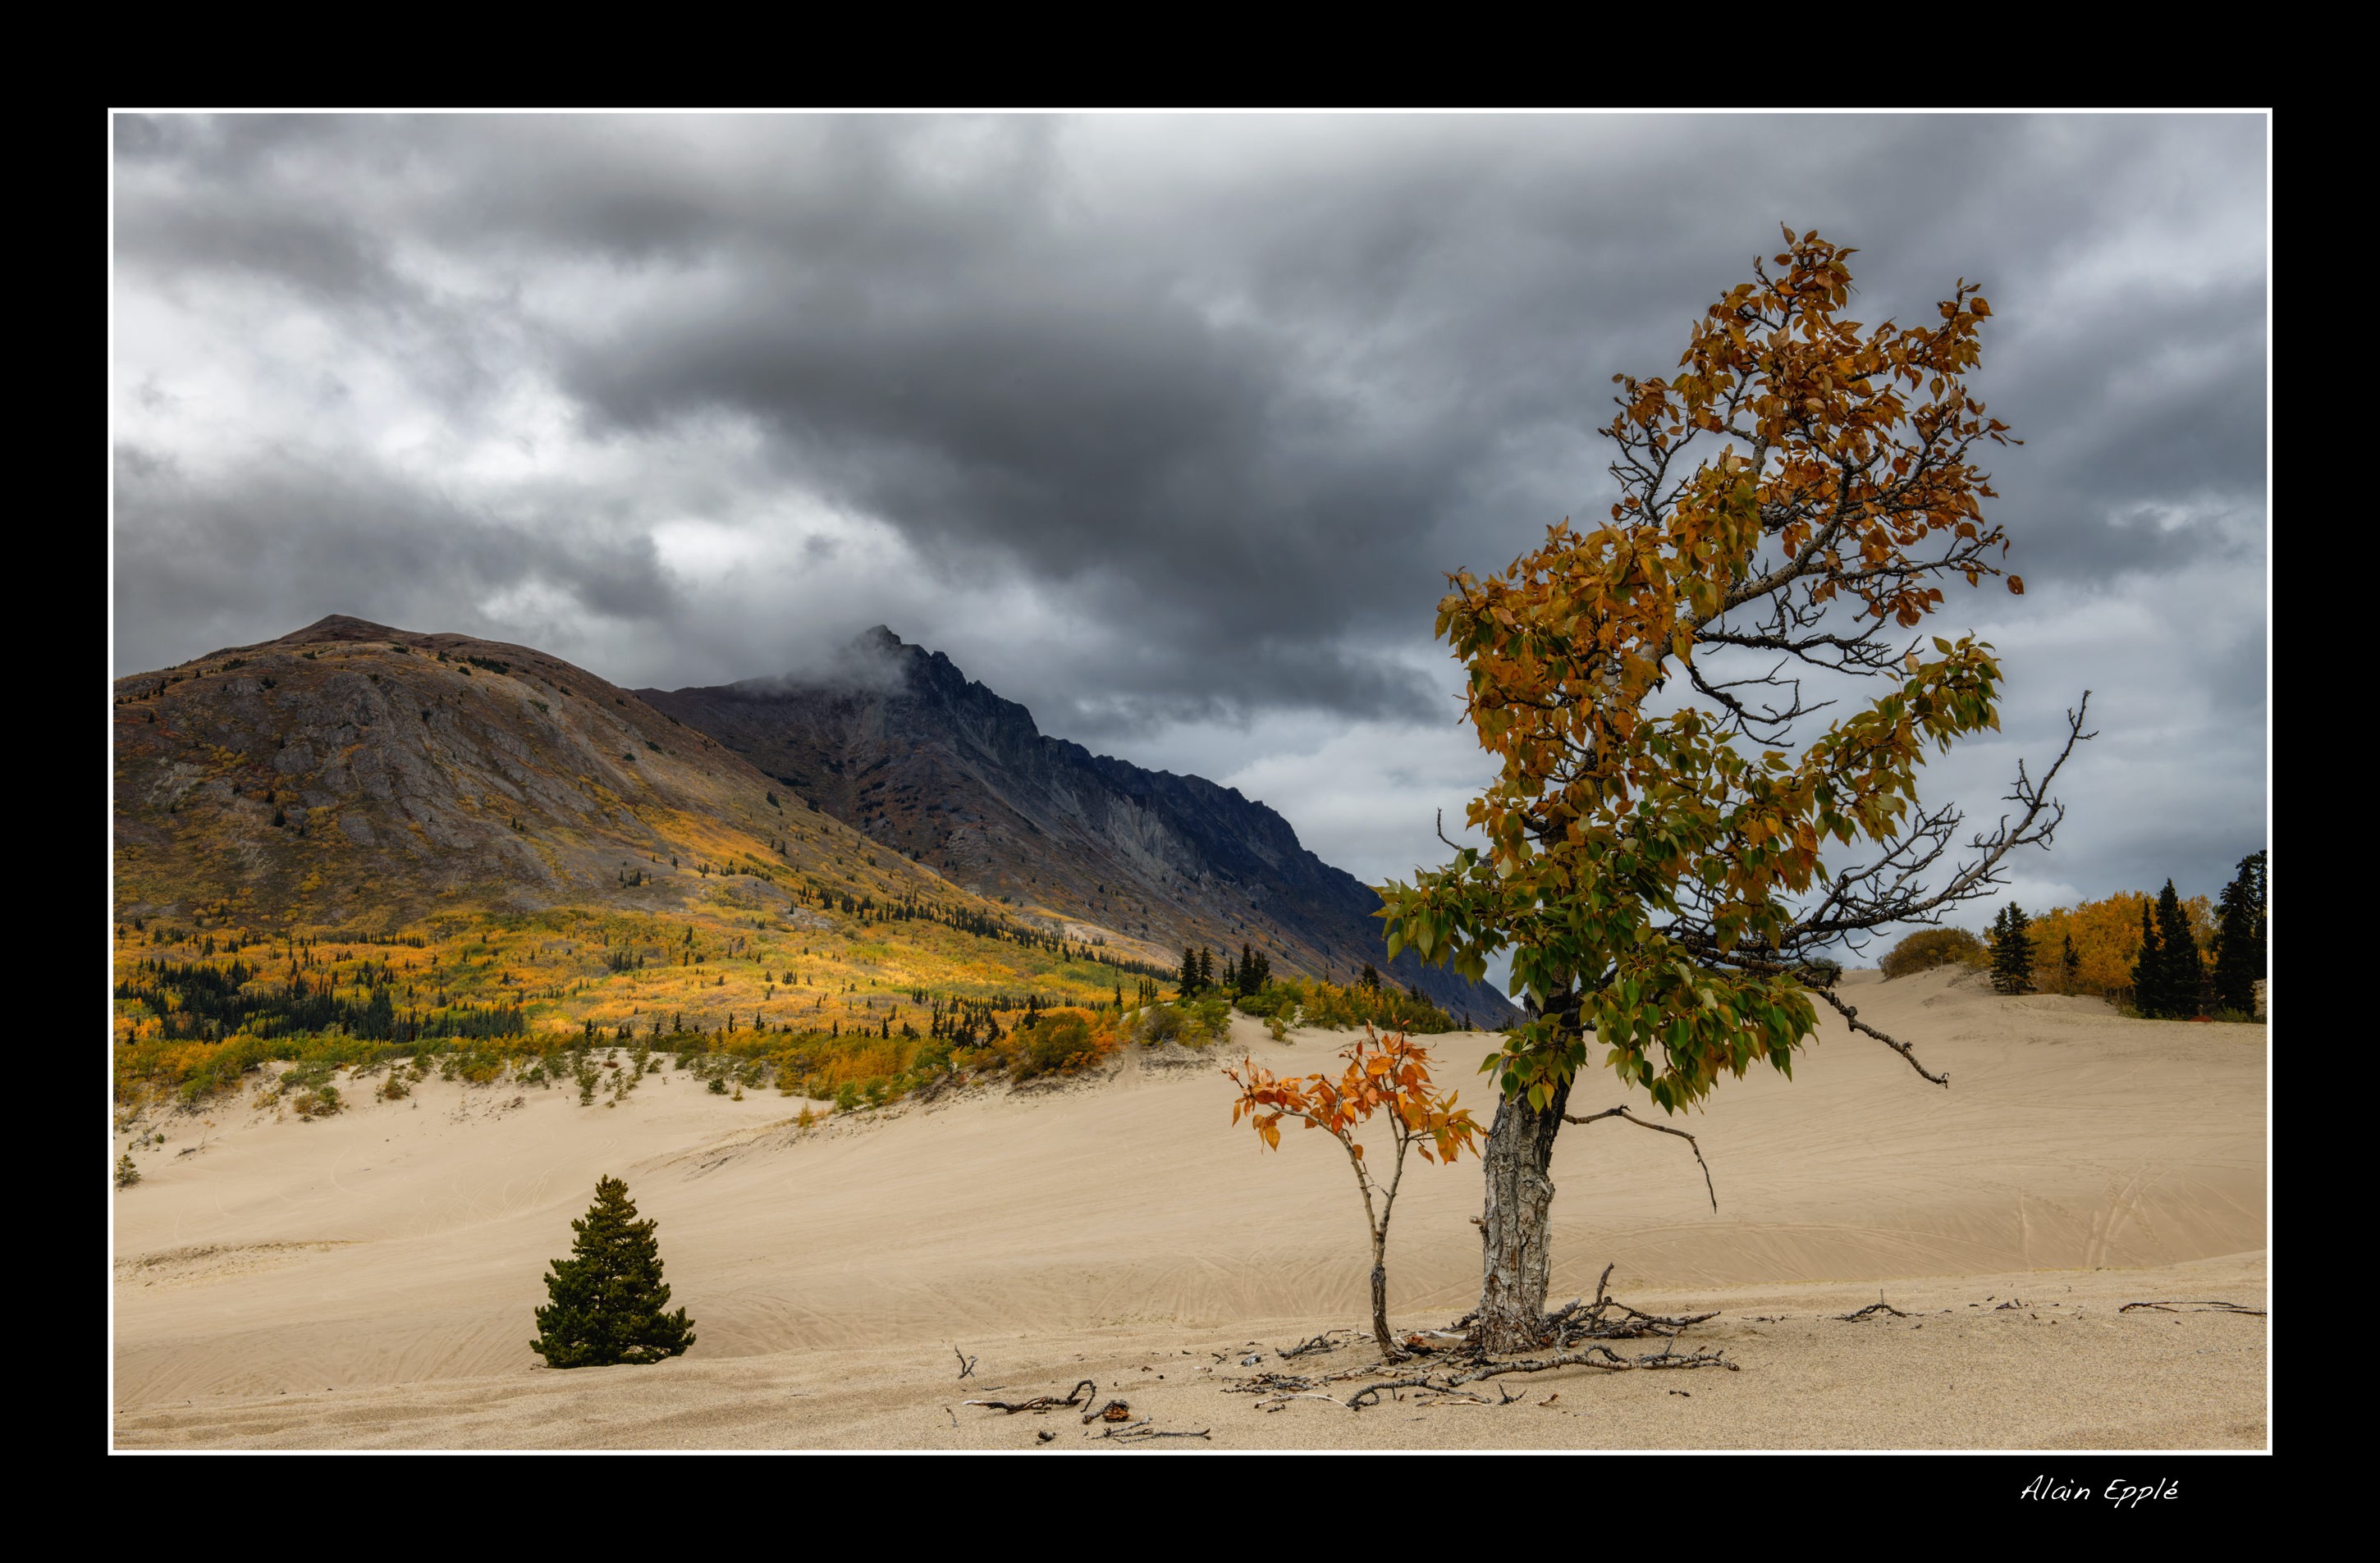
[112,113,2268,935]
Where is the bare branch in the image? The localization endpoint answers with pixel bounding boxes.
[1563,1107,1719,1212]
[1812,986,1948,1087]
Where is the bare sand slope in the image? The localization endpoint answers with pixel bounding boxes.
[112,968,2269,1447]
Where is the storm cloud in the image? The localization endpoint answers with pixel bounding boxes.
[111,112,2268,919]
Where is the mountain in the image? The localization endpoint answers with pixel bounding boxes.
[110,614,963,933]
[637,628,1522,1025]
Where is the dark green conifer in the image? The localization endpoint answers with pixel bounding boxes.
[2211,850,2267,1015]
[2061,933,2080,992]
[2130,900,2167,1017]
[2152,879,2201,1017]
[1989,903,2034,994]
[529,1176,696,1369]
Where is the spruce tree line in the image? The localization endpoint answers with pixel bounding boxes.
[1177,942,1273,999]
[1975,850,2263,1021]
[2126,852,2265,1020]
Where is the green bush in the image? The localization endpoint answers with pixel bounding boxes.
[116,1153,141,1190]
[1133,1005,1186,1045]
[1130,996,1230,1049]
[1232,986,1297,1021]
[1879,926,1989,980]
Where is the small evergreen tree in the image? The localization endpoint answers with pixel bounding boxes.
[530,1177,696,1368]
[1197,946,1215,991]
[2130,900,2167,1017]
[2061,933,2080,993]
[2211,850,2267,1015]
[1179,946,1200,996]
[2152,879,2203,1017]
[116,1152,140,1190]
[1988,903,2034,994]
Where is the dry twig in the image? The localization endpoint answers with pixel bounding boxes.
[2119,1300,2267,1317]
[963,1378,1098,1415]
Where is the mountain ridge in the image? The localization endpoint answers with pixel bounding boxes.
[638,627,1520,1025]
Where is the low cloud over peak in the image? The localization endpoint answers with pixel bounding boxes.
[113,112,2268,915]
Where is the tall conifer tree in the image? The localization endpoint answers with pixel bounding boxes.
[2211,850,2267,1015]
[2131,900,2167,1017]
[1989,903,2034,994]
[531,1177,696,1369]
[2153,880,2202,1018]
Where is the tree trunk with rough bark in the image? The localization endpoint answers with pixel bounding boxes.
[1472,1072,1572,1354]
[1369,1243,1393,1357]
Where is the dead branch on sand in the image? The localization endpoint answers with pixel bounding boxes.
[1541,1263,1721,1345]
[963,1378,1097,1415]
[1563,1108,1720,1213]
[1256,1344,1736,1412]
[951,1345,977,1379]
[1276,1328,1356,1359]
[2119,1300,2267,1317]
[1097,1419,1214,1442]
[1834,1289,1913,1321]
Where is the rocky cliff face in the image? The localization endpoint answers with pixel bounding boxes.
[639,628,1521,1024]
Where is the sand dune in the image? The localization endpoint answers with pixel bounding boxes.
[112,968,2268,1448]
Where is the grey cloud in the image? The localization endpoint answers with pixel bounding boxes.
[111,445,679,674]
[112,112,2267,907]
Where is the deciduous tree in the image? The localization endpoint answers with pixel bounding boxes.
[1379,227,2088,1353]
[1228,1029,1481,1356]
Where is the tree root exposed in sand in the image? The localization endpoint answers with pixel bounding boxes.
[2118,1300,2267,1317]
[1233,1264,1736,1412]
